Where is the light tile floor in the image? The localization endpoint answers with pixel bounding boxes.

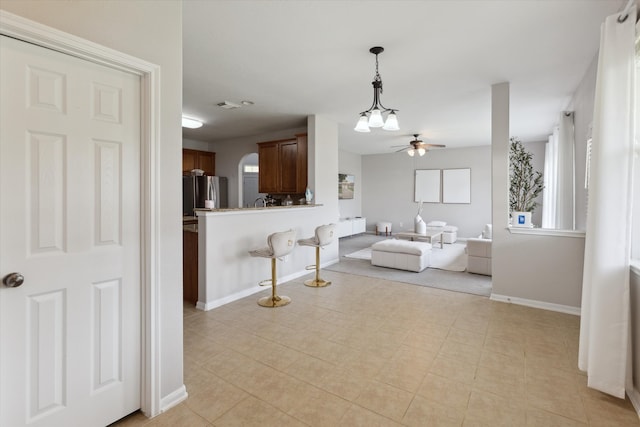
[114,270,640,426]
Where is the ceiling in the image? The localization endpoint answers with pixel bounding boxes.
[182,0,625,155]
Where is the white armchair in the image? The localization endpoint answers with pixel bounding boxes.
[466,224,492,276]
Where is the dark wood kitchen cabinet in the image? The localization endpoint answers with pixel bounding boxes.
[182,149,215,175]
[257,133,307,194]
[182,227,198,304]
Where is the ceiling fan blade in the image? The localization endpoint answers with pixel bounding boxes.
[390,144,409,148]
[425,144,446,148]
[394,147,409,153]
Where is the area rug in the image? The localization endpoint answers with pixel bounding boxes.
[330,235,491,297]
[344,247,372,260]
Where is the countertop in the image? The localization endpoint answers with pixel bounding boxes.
[194,203,322,214]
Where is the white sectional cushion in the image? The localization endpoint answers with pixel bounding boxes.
[371,239,432,255]
[482,224,493,239]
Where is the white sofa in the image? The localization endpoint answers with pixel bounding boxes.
[466,224,492,276]
[371,239,432,272]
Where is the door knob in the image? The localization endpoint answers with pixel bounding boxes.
[2,272,24,288]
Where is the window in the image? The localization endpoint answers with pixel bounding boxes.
[244,165,259,173]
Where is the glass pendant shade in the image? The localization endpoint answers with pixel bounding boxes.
[407,149,415,157]
[382,111,399,131]
[354,114,370,132]
[417,147,426,156]
[368,109,384,127]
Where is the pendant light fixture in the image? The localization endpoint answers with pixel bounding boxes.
[354,46,399,133]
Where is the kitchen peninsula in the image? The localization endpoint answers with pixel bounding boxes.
[194,203,338,310]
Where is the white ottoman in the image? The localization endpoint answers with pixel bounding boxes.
[442,225,458,243]
[371,239,432,272]
[376,221,392,236]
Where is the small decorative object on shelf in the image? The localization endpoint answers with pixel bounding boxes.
[305,187,313,203]
[414,200,426,234]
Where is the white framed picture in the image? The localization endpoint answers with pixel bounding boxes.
[414,169,441,203]
[442,168,471,204]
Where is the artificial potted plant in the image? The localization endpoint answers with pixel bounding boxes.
[509,137,544,227]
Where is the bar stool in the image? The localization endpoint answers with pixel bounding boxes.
[249,229,297,307]
[298,223,335,287]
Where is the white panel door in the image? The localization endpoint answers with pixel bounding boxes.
[0,35,141,427]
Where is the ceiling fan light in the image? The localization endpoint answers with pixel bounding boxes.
[354,114,371,132]
[407,149,415,157]
[368,109,384,128]
[417,147,426,156]
[382,111,399,131]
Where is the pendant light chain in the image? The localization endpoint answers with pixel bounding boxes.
[374,53,383,94]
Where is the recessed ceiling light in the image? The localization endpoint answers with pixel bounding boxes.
[182,116,203,129]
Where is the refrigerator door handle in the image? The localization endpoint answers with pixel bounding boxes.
[209,178,217,207]
[192,178,197,214]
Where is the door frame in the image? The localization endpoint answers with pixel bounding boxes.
[0,10,164,418]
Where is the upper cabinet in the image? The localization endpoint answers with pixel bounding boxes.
[257,133,307,194]
[182,149,215,175]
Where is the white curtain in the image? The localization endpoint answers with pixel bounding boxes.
[578,7,636,399]
[542,128,558,229]
[541,112,575,229]
[555,112,575,229]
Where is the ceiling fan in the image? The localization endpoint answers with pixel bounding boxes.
[392,134,446,156]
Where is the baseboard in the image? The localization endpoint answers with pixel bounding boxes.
[628,388,640,418]
[196,258,340,311]
[490,293,581,316]
[196,285,265,311]
[160,385,188,414]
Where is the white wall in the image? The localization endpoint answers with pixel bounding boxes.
[338,150,362,219]
[183,138,214,152]
[567,55,598,231]
[491,82,586,312]
[309,115,339,217]
[361,146,492,238]
[0,0,185,411]
[491,52,599,311]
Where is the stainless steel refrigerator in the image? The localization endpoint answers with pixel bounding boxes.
[182,176,228,215]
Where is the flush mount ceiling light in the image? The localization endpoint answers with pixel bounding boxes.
[354,46,399,133]
[182,116,203,129]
